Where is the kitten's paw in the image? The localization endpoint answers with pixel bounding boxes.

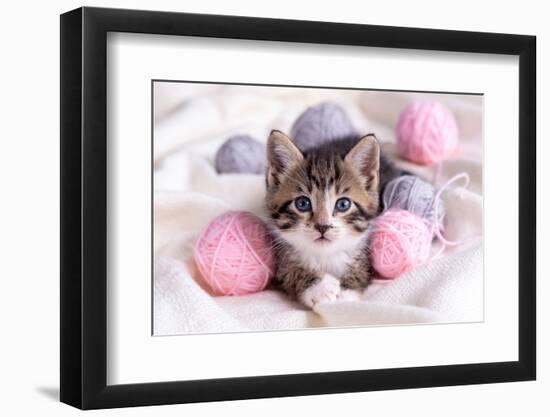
[300,274,341,308]
[337,289,363,301]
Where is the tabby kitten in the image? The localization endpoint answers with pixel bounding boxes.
[265,130,401,308]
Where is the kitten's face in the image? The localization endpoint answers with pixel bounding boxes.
[266,131,380,257]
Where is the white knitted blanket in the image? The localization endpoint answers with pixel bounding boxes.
[153,84,483,335]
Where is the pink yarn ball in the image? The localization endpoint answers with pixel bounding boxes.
[369,208,433,279]
[193,211,274,296]
[396,100,459,165]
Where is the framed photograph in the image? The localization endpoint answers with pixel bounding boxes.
[60,6,536,409]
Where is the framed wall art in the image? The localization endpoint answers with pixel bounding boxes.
[60,6,536,409]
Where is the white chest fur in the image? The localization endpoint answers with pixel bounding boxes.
[274,227,367,279]
[298,246,357,278]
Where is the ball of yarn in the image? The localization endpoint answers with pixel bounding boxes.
[382,175,445,230]
[369,208,432,279]
[290,102,357,151]
[396,100,459,165]
[215,135,266,174]
[193,211,274,295]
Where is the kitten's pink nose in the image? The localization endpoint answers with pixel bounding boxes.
[314,224,332,235]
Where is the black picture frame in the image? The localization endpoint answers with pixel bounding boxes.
[60,6,536,410]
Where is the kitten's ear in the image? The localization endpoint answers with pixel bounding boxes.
[345,134,380,191]
[266,130,303,186]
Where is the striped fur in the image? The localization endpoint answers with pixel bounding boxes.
[265,130,403,307]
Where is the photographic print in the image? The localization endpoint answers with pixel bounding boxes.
[61,8,535,408]
[152,81,483,335]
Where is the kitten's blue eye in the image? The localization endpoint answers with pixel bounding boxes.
[294,196,312,212]
[335,197,351,212]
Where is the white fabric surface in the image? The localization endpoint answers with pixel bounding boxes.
[153,84,483,335]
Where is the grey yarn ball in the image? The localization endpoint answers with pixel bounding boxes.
[215,135,266,174]
[290,102,358,151]
[382,175,445,229]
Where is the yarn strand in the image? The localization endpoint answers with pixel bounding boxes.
[432,172,470,246]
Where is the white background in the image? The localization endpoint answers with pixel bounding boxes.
[0,0,545,415]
